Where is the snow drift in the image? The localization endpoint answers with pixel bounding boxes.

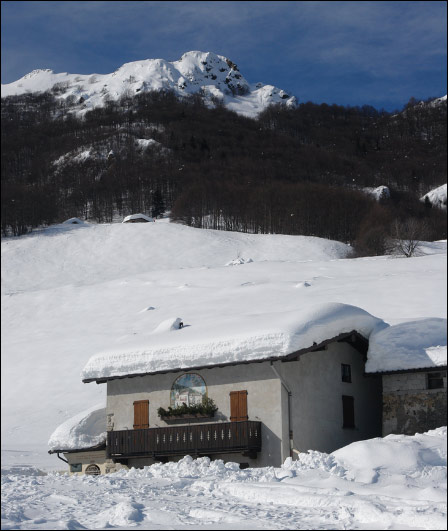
[5,428,443,530]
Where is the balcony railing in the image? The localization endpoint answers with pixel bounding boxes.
[107,420,261,459]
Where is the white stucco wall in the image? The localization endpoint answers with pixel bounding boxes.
[107,363,283,467]
[275,341,382,454]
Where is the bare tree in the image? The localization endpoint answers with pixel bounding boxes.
[389,218,428,257]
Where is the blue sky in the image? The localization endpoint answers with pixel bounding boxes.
[1,1,446,111]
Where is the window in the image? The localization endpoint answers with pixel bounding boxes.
[342,395,355,428]
[230,390,248,421]
[133,400,149,429]
[427,372,446,390]
[70,463,82,473]
[341,364,352,383]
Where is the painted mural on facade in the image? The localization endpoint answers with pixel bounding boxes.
[170,373,207,407]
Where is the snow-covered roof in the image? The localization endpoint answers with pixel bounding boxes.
[48,404,106,452]
[122,213,154,223]
[62,217,86,224]
[81,302,387,382]
[366,318,447,373]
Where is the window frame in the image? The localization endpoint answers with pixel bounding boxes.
[341,363,352,383]
[427,371,445,390]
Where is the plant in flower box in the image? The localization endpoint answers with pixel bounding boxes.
[158,397,218,419]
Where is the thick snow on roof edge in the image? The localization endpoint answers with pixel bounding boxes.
[48,404,106,451]
[366,318,447,373]
[81,302,387,381]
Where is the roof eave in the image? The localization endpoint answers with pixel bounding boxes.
[48,442,106,455]
[366,365,447,376]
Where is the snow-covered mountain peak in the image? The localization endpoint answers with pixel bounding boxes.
[22,68,54,79]
[1,51,297,118]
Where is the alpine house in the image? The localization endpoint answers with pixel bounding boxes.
[49,302,409,475]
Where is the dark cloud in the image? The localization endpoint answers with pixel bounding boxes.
[1,1,446,110]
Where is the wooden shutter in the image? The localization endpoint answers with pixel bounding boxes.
[133,400,149,429]
[230,390,248,421]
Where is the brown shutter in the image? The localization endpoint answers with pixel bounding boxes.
[230,390,248,421]
[133,400,149,429]
[230,391,239,421]
[238,390,248,420]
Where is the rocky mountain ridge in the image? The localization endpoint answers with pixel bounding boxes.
[1,51,297,118]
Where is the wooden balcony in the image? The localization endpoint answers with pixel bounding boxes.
[107,420,261,460]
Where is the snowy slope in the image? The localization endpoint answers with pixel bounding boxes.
[421,183,447,209]
[1,428,446,530]
[1,221,446,470]
[1,51,297,118]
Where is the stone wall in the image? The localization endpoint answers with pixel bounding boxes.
[382,371,447,436]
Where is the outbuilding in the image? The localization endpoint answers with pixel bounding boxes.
[122,213,154,223]
[365,318,447,436]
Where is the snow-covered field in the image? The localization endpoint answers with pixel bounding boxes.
[1,428,446,530]
[2,220,447,529]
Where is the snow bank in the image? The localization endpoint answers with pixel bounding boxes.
[48,404,106,451]
[332,426,447,485]
[96,502,143,527]
[3,429,447,530]
[82,302,387,380]
[116,454,244,481]
[366,318,447,372]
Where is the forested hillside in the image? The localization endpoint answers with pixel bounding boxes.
[1,90,446,252]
